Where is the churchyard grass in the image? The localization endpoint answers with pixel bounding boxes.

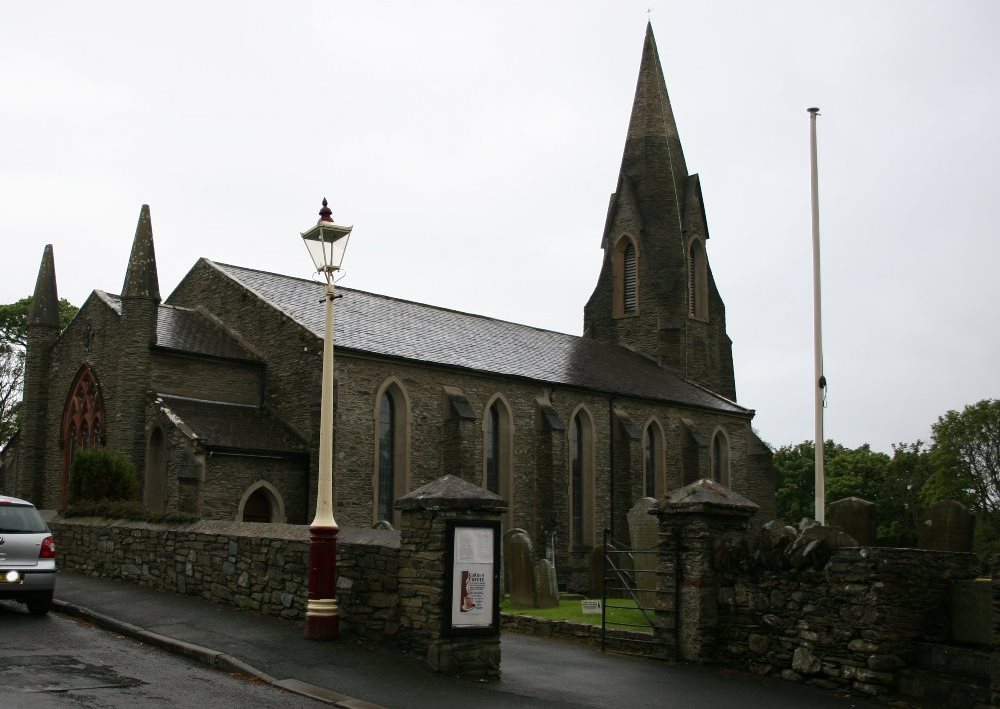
[501,598,653,633]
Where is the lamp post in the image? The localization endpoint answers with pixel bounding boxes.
[301,197,352,640]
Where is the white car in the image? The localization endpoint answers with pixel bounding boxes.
[0,496,56,615]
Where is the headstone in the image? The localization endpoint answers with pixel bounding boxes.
[627,497,660,607]
[826,496,875,545]
[503,529,535,606]
[533,559,559,609]
[918,499,975,552]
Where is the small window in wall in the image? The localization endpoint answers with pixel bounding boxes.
[484,396,513,527]
[486,403,500,494]
[569,409,595,549]
[711,429,729,486]
[375,380,410,527]
[688,239,709,321]
[643,422,664,499]
[377,391,396,523]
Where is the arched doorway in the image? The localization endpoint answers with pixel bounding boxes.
[144,427,168,512]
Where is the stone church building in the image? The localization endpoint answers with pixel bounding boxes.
[6,25,773,587]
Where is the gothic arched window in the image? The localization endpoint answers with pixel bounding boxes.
[643,422,665,499]
[483,396,513,526]
[711,429,730,486]
[61,365,106,507]
[375,380,410,526]
[569,409,595,549]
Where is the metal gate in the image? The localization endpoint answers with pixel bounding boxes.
[600,529,668,658]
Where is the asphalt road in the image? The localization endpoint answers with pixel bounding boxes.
[0,600,325,709]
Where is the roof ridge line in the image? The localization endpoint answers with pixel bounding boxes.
[210,259,580,337]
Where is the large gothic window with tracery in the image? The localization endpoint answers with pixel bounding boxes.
[61,365,105,506]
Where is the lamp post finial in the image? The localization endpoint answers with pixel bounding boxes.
[318,197,333,224]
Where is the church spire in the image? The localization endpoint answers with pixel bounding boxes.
[621,22,688,211]
[28,244,60,328]
[122,204,160,302]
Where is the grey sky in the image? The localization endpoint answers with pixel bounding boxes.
[3,1,998,453]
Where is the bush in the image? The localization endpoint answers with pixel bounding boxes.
[69,447,139,503]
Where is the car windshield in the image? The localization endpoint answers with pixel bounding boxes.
[0,505,48,533]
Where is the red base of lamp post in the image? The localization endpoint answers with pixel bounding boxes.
[304,525,339,640]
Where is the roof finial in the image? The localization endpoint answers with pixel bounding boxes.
[318,197,333,224]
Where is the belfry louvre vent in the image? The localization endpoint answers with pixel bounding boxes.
[624,243,637,313]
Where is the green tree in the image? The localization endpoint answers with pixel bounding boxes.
[0,296,78,447]
[923,399,1000,517]
[774,439,913,543]
[879,441,933,547]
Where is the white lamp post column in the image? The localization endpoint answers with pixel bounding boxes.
[301,198,352,640]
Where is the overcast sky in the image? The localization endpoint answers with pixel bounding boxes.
[3,1,998,453]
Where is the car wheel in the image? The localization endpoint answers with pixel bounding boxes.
[26,590,53,616]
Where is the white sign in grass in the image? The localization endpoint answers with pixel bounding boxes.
[581,599,602,615]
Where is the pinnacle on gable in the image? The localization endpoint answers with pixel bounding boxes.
[28,244,60,328]
[122,204,161,302]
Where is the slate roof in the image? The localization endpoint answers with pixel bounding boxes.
[209,261,749,416]
[156,395,306,453]
[155,305,257,361]
[101,293,257,361]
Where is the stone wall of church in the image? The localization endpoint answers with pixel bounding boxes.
[201,453,309,524]
[332,354,764,591]
[151,352,263,406]
[167,261,322,447]
[33,296,137,509]
[163,262,771,590]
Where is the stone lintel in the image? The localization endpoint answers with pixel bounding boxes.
[396,474,508,513]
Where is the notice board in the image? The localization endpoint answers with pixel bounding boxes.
[444,519,500,635]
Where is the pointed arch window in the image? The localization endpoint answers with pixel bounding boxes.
[61,365,106,507]
[485,403,500,494]
[569,409,595,549]
[688,239,709,321]
[711,429,730,486]
[375,380,410,526]
[483,397,513,526]
[643,421,665,499]
[377,392,396,523]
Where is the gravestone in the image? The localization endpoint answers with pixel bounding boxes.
[503,529,535,606]
[918,499,975,552]
[533,559,559,609]
[826,496,875,545]
[627,497,660,607]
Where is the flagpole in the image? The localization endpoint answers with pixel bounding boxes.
[808,107,826,525]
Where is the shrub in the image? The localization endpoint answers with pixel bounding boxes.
[69,447,139,502]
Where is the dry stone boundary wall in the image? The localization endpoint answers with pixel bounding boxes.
[50,517,400,642]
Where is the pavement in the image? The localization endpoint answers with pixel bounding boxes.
[52,571,875,709]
